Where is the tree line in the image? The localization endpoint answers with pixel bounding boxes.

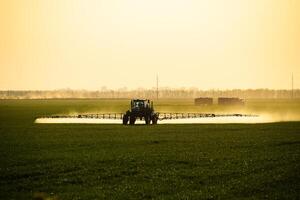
[0,88,299,99]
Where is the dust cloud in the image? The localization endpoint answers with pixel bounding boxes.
[35,114,287,124]
[35,118,121,124]
[35,99,300,124]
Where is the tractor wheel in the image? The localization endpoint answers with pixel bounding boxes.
[151,115,158,125]
[129,116,136,125]
[122,114,129,125]
[145,116,150,125]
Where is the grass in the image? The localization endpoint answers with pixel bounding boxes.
[0,99,299,199]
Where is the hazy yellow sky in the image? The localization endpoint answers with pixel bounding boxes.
[0,0,299,90]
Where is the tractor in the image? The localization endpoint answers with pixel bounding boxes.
[123,99,159,125]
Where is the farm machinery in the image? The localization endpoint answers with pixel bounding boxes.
[122,99,159,125]
[38,99,258,125]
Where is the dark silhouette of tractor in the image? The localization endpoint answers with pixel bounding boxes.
[123,99,159,125]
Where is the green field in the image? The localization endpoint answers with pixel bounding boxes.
[0,99,299,199]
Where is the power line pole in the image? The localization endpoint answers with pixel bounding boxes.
[292,73,294,99]
[156,74,159,100]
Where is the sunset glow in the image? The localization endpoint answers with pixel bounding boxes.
[1,0,299,90]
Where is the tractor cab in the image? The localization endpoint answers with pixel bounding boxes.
[131,99,152,112]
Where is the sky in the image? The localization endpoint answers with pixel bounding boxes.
[0,0,299,90]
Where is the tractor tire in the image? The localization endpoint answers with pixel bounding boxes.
[151,115,158,125]
[129,116,136,125]
[145,116,150,125]
[123,114,129,125]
